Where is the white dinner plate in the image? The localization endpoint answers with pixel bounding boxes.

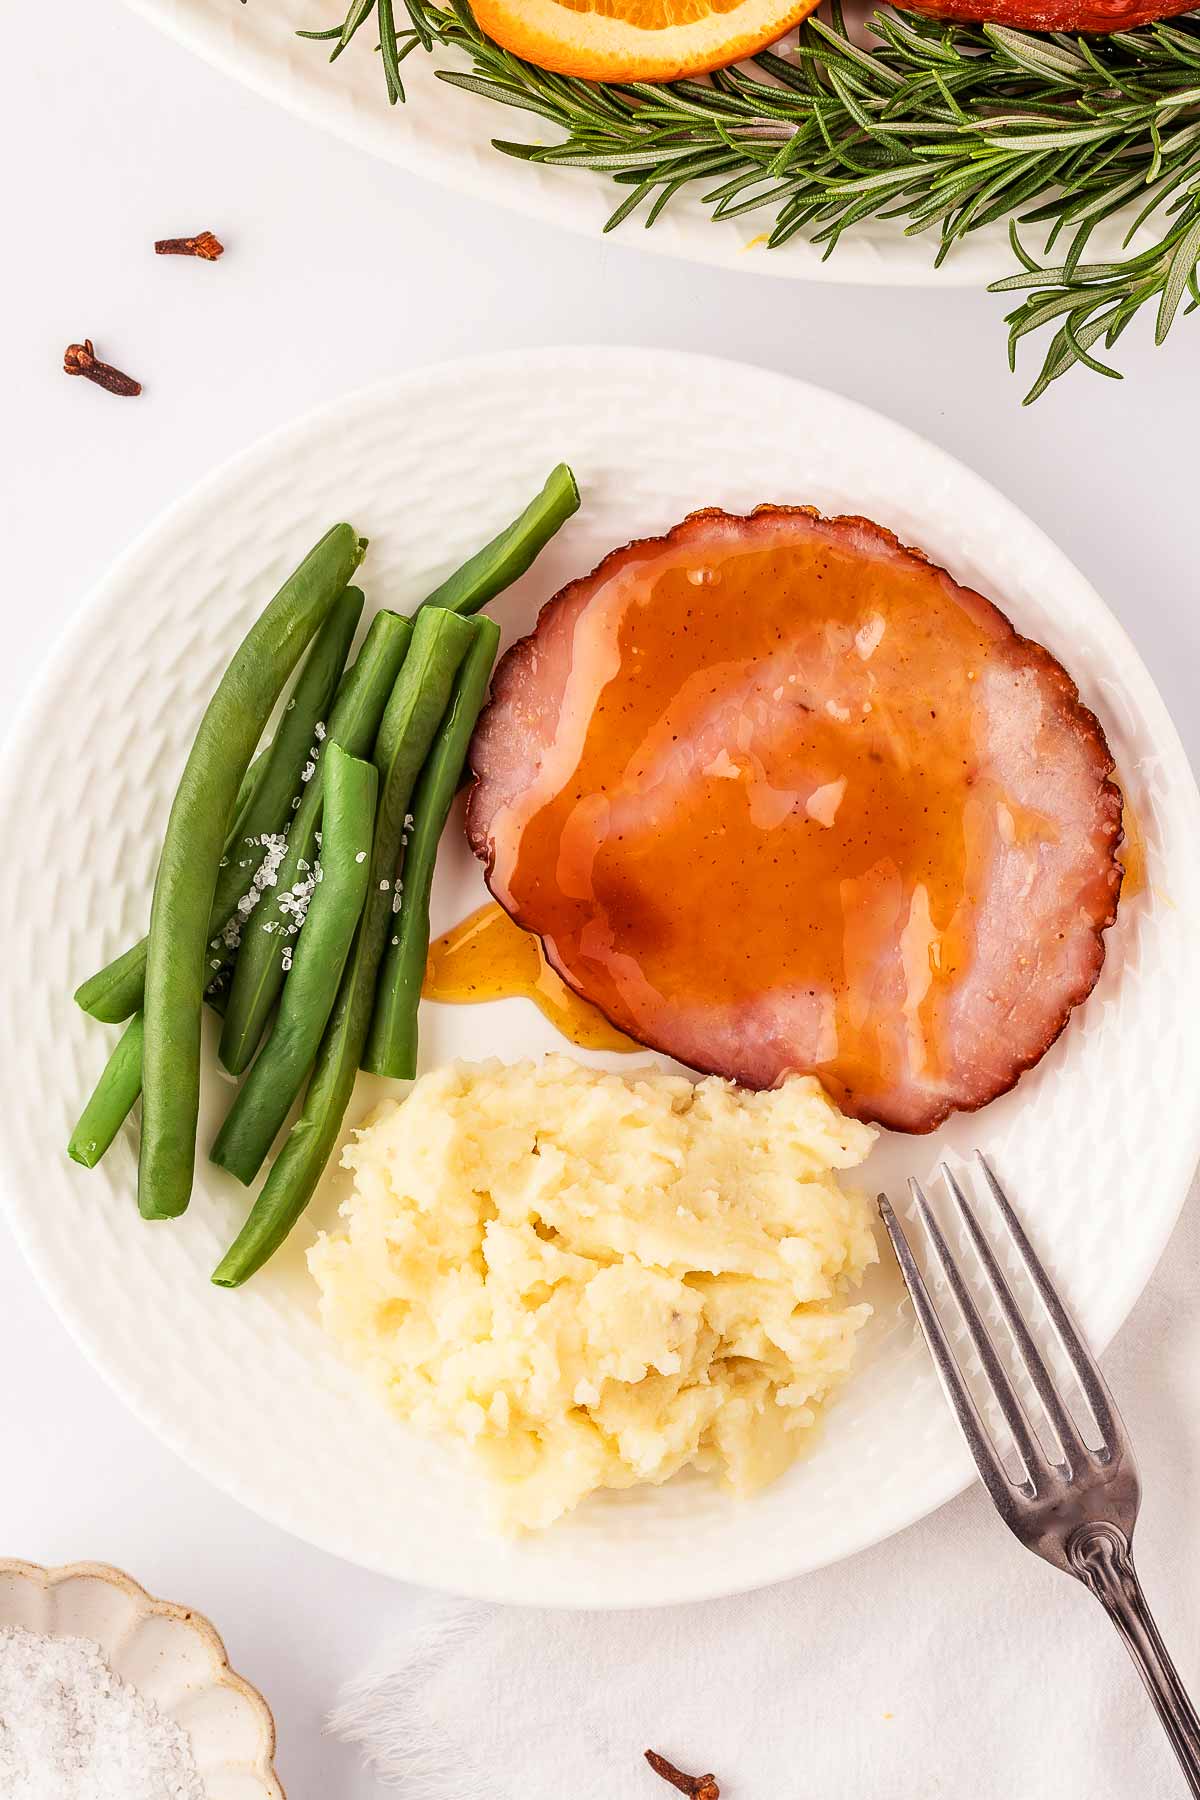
[2,347,1198,1608]
[118,0,1150,288]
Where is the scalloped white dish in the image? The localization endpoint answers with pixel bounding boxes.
[0,1560,283,1800]
[117,0,1152,287]
[1,347,1198,1607]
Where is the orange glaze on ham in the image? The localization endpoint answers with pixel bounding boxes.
[466,508,1123,1133]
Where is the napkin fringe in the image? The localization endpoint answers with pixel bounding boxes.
[328,1598,490,1793]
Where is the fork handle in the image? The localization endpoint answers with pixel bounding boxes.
[1072,1524,1200,1796]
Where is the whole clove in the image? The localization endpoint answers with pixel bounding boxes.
[645,1749,720,1799]
[62,340,142,398]
[155,230,224,260]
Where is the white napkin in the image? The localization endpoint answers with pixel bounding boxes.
[331,1186,1200,1799]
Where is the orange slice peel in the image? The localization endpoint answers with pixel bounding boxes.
[469,0,821,82]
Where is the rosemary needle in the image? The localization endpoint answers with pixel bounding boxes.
[302,0,1200,398]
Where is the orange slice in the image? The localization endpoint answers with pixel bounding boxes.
[470,0,820,81]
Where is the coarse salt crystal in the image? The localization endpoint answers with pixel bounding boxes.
[276,860,321,934]
[0,1624,205,1800]
[222,833,291,949]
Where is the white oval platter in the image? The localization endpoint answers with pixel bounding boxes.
[120,0,1086,287]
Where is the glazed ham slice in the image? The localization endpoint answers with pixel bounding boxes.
[467,508,1122,1133]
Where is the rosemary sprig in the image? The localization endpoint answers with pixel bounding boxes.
[302,1,1200,400]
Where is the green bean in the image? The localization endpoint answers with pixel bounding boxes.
[420,464,578,617]
[212,606,478,1285]
[68,587,366,1170]
[229,747,269,841]
[216,580,362,859]
[67,1014,145,1168]
[211,746,377,1186]
[217,608,412,1075]
[76,585,365,1024]
[364,619,501,1079]
[68,952,239,1171]
[139,523,364,1222]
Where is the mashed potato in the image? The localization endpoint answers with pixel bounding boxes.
[309,1056,877,1530]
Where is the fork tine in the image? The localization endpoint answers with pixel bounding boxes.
[941,1161,1090,1474]
[906,1176,1049,1492]
[973,1153,1120,1455]
[877,1192,1019,1515]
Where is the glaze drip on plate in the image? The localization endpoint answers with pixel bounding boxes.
[424,902,638,1052]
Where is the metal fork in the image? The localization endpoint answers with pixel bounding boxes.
[878,1154,1200,1794]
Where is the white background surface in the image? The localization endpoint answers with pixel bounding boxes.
[3,3,1199,1795]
